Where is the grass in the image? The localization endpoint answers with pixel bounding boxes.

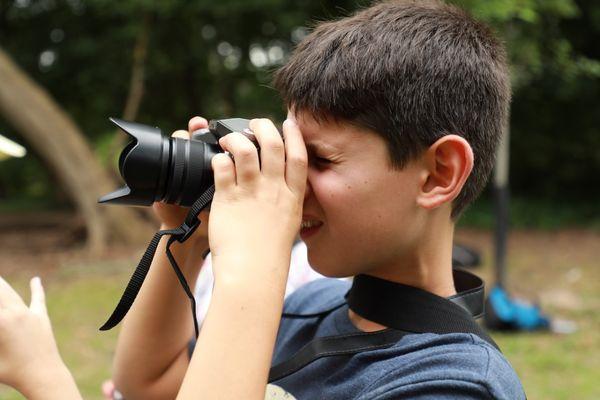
[0,228,598,399]
[493,300,599,399]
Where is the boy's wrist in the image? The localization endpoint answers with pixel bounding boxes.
[212,255,289,296]
[211,275,287,322]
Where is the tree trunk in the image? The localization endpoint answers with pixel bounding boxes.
[122,14,151,121]
[0,47,154,253]
[107,13,152,180]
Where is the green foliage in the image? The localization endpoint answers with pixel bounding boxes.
[452,0,600,86]
[0,0,598,224]
[451,0,600,206]
[459,193,600,230]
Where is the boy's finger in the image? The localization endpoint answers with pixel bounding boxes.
[171,130,189,139]
[249,118,285,179]
[29,276,47,315]
[219,133,260,187]
[188,116,208,134]
[282,119,308,196]
[212,153,236,191]
[0,275,26,309]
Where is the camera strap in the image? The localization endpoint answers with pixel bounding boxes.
[99,185,215,337]
[268,269,497,382]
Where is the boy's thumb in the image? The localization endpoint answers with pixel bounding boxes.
[29,276,47,315]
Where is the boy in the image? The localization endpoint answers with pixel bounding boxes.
[111,1,524,398]
[0,0,525,399]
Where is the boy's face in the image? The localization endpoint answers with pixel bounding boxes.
[290,111,427,278]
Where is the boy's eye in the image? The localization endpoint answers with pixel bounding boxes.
[310,154,332,165]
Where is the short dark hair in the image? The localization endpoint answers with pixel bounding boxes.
[274,0,511,218]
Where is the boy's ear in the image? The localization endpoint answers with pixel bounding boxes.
[416,135,474,211]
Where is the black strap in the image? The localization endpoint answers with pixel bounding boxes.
[345,270,496,348]
[269,329,407,382]
[447,269,486,319]
[268,269,496,383]
[99,185,215,338]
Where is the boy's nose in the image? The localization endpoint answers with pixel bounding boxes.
[304,179,313,200]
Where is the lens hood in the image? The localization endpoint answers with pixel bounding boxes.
[99,118,168,205]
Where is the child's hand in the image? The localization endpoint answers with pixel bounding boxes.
[208,118,307,283]
[152,116,210,243]
[0,276,64,391]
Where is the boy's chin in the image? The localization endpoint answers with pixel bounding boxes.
[314,267,350,279]
[308,253,355,279]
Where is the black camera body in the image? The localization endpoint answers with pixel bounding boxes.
[99,117,250,207]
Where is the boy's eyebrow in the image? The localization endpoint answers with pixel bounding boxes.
[305,141,339,153]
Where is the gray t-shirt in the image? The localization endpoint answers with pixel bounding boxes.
[269,278,526,400]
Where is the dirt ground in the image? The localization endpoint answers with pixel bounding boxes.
[455,227,599,296]
[0,211,143,276]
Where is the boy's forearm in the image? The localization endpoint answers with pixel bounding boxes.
[113,230,208,395]
[176,255,289,400]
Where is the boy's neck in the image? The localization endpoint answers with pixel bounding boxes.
[349,215,457,332]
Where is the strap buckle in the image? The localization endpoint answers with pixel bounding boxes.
[177,220,200,243]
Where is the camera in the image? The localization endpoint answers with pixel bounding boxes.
[99,117,251,207]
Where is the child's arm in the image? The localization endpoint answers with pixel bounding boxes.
[112,229,208,398]
[0,276,82,400]
[177,118,307,399]
[112,117,211,399]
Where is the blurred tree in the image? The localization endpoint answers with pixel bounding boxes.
[0,46,153,253]
[0,0,597,221]
[451,0,600,200]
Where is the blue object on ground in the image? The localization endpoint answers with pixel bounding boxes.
[485,285,550,331]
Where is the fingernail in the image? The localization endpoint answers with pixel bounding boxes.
[32,276,41,286]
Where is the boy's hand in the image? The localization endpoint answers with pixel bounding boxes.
[0,276,65,391]
[208,118,307,283]
[152,116,210,244]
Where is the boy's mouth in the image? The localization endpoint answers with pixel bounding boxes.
[300,218,323,239]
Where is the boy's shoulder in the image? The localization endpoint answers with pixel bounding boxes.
[355,332,526,400]
[275,278,526,399]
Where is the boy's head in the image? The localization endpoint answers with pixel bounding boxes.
[275,0,511,219]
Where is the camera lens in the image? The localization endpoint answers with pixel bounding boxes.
[99,118,250,207]
[162,136,217,206]
[99,118,220,207]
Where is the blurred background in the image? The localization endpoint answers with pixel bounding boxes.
[0,0,598,398]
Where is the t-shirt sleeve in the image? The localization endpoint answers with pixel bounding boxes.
[354,336,526,400]
[357,371,524,400]
[362,379,493,399]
